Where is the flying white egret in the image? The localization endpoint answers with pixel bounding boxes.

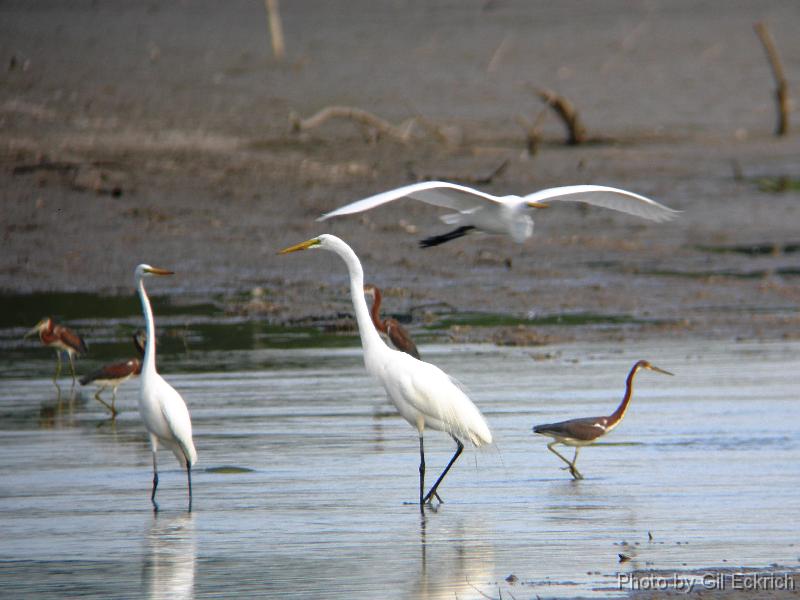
[533,360,672,479]
[135,264,197,511]
[25,317,88,383]
[318,180,679,247]
[279,234,492,512]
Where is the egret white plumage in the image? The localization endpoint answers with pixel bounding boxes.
[135,264,197,511]
[533,360,672,479]
[318,180,678,247]
[80,330,146,416]
[25,317,88,383]
[279,235,492,512]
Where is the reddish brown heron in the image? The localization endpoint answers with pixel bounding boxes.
[26,317,88,383]
[533,360,672,480]
[80,330,146,416]
[363,284,420,359]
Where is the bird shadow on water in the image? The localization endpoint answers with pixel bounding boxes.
[141,512,196,600]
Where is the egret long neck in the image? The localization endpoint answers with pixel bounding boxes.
[334,242,384,352]
[608,364,641,426]
[137,277,157,375]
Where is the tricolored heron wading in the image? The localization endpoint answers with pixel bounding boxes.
[533,360,673,480]
[318,181,678,247]
[363,284,420,359]
[135,264,197,512]
[79,330,146,416]
[26,317,88,383]
[280,235,492,513]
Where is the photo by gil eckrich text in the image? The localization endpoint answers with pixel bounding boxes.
[618,571,796,593]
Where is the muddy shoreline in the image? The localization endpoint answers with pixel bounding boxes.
[2,1,799,345]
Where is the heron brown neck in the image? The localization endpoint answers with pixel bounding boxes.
[607,363,641,426]
[369,287,387,333]
[40,320,55,343]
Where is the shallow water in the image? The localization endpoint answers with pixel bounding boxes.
[1,335,799,599]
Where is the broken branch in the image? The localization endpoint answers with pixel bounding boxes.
[754,21,789,136]
[264,0,286,60]
[289,106,417,143]
[534,87,587,145]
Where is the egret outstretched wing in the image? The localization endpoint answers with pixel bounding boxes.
[391,355,492,446]
[318,181,503,221]
[523,185,678,222]
[159,381,197,467]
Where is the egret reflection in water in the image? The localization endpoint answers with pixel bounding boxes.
[416,517,494,600]
[142,513,196,600]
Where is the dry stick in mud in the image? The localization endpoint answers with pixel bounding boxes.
[264,0,285,60]
[754,21,790,136]
[535,87,588,145]
[289,106,418,143]
[406,158,510,186]
[516,106,549,156]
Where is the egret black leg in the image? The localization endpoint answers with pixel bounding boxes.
[422,436,464,504]
[418,434,425,514]
[151,452,160,512]
[186,464,192,513]
[419,226,475,248]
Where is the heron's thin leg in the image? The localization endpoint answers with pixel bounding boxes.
[570,447,584,480]
[94,389,115,415]
[422,436,464,504]
[547,442,582,479]
[186,463,192,513]
[68,352,77,384]
[110,387,118,417]
[54,351,62,381]
[151,451,160,512]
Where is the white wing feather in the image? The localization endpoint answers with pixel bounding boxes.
[159,382,198,467]
[386,354,492,447]
[523,185,679,222]
[318,181,504,221]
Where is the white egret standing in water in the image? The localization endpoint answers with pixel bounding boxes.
[135,264,197,511]
[279,234,492,512]
[318,180,678,247]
